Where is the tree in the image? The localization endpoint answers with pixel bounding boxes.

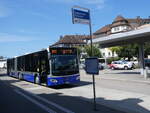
[109,46,121,57]
[144,42,150,57]
[109,44,139,60]
[85,45,102,58]
[75,46,82,58]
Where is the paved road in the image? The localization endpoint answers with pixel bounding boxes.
[80,69,150,95]
[0,80,54,113]
[0,75,126,113]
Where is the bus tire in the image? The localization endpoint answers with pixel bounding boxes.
[19,73,22,80]
[46,80,49,87]
[35,76,40,85]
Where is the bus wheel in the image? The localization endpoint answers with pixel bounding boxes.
[19,73,22,80]
[35,76,40,85]
[46,81,49,87]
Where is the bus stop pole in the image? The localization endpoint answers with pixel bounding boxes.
[89,10,97,111]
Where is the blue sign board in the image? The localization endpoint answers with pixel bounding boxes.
[72,8,90,24]
[85,58,99,75]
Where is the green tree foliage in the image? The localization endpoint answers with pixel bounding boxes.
[85,45,102,58]
[144,42,150,57]
[109,46,121,57]
[117,44,139,60]
[75,46,82,58]
[109,44,139,60]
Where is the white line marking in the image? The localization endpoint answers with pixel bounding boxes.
[26,91,75,113]
[2,76,74,113]
[25,87,43,91]
[14,89,57,113]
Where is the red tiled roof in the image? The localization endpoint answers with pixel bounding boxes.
[94,24,111,35]
[113,15,126,22]
[93,15,150,36]
[53,35,90,46]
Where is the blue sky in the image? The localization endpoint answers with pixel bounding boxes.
[0,0,150,57]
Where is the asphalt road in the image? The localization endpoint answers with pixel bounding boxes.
[80,69,150,95]
[0,74,126,113]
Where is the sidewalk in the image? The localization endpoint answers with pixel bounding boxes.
[100,69,150,84]
[77,69,150,113]
[84,69,150,84]
[60,84,150,113]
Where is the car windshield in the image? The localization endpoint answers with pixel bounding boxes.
[51,55,79,76]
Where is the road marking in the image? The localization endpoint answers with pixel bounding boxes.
[14,89,57,113]
[25,90,75,113]
[2,76,74,113]
[25,87,43,91]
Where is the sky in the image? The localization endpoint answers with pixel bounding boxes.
[0,0,150,57]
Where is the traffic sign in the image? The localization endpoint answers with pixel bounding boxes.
[85,57,99,75]
[72,8,90,24]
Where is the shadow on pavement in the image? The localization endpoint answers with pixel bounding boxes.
[0,75,150,113]
[116,72,141,75]
[94,97,150,113]
[34,92,150,113]
[0,73,7,76]
[49,80,92,89]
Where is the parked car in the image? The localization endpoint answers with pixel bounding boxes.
[109,60,134,70]
[99,63,104,70]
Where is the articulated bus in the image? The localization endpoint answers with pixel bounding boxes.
[7,47,80,86]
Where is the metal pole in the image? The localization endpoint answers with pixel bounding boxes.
[89,10,97,111]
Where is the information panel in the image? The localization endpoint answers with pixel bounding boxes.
[72,8,90,24]
[85,57,99,75]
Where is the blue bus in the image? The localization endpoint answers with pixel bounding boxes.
[7,47,80,86]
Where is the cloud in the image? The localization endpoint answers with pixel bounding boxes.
[0,33,36,42]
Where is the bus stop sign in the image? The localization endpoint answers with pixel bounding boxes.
[85,57,99,75]
[72,8,90,24]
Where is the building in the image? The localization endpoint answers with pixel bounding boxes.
[51,35,90,59]
[94,15,150,38]
[51,16,150,59]
[51,35,90,47]
[93,15,150,58]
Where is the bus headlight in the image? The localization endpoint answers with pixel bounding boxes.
[76,76,80,80]
[50,79,58,83]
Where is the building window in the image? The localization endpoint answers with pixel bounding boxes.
[103,53,105,56]
[108,52,111,56]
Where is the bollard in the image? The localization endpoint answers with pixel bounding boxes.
[144,67,149,79]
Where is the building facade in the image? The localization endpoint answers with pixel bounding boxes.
[93,15,150,58]
[51,35,90,47]
[94,15,150,38]
[51,16,150,59]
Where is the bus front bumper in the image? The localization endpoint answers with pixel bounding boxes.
[47,74,80,86]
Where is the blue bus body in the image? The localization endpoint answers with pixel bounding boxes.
[7,47,80,86]
[8,71,80,86]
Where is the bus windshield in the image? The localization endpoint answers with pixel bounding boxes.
[51,55,79,76]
